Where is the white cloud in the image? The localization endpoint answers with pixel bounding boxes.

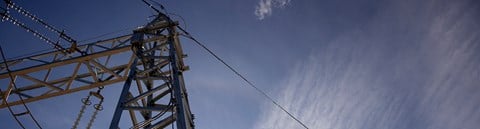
[254,0,480,129]
[255,0,291,20]
[254,35,395,129]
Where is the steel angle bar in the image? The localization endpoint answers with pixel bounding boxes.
[146,115,176,129]
[124,83,169,105]
[123,104,171,112]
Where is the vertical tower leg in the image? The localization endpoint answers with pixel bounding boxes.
[109,59,138,129]
[109,17,194,129]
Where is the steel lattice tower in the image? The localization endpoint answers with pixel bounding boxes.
[109,14,194,129]
[0,4,194,128]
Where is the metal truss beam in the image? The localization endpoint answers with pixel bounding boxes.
[1,13,194,129]
[0,34,168,108]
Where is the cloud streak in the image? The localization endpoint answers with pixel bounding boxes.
[254,0,480,128]
[254,0,290,20]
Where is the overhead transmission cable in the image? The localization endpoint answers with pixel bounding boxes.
[2,0,84,55]
[0,89,25,129]
[5,26,135,61]
[1,12,68,53]
[139,0,310,128]
[0,66,25,129]
[78,27,135,43]
[143,0,188,30]
[176,27,310,129]
[0,46,43,129]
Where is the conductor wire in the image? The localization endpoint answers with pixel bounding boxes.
[177,27,310,129]
[0,45,43,129]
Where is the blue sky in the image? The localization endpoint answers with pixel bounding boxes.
[1,0,480,129]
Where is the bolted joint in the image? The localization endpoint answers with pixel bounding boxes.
[181,66,190,71]
[67,42,77,53]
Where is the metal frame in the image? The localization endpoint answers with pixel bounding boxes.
[109,16,194,129]
[1,15,194,129]
[0,34,135,108]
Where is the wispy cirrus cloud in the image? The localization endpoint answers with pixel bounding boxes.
[254,0,480,128]
[254,0,291,20]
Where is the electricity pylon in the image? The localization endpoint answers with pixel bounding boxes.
[0,6,194,129]
[109,14,194,129]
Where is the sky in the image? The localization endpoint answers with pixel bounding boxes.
[1,0,480,129]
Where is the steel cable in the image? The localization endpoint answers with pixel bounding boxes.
[0,46,43,129]
[177,27,310,129]
[0,88,26,129]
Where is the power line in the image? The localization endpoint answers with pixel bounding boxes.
[0,84,26,129]
[1,12,69,53]
[5,47,53,60]
[78,27,134,43]
[141,0,161,14]
[177,27,310,129]
[2,26,134,61]
[3,0,85,55]
[3,26,134,61]
[0,45,43,129]
[167,13,187,32]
